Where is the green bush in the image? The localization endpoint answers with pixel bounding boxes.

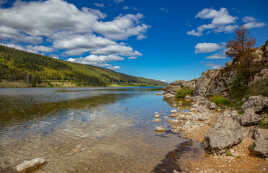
[209,95,231,106]
[176,87,193,98]
[230,72,248,99]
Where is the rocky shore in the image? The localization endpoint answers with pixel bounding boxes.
[156,40,268,172]
[154,95,268,173]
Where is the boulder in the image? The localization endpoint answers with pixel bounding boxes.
[16,158,46,173]
[163,80,196,98]
[251,128,268,158]
[242,96,268,112]
[240,108,263,126]
[204,111,243,152]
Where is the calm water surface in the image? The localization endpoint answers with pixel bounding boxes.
[0,87,201,173]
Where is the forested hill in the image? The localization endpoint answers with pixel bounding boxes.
[0,45,166,87]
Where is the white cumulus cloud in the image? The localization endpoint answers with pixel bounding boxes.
[187,8,237,36]
[195,43,224,54]
[0,0,148,68]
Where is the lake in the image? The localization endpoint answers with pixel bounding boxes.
[0,87,202,173]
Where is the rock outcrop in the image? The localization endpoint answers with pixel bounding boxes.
[193,69,220,96]
[241,95,268,112]
[164,40,268,99]
[240,108,262,126]
[204,111,243,153]
[163,80,195,97]
[251,128,268,158]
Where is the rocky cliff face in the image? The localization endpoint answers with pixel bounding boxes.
[164,40,268,98]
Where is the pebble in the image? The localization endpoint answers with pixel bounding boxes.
[155,126,166,132]
[16,158,46,173]
[152,118,162,122]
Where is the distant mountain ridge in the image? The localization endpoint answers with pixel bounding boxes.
[0,45,166,87]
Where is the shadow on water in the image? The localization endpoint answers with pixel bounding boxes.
[153,139,204,173]
[0,93,131,128]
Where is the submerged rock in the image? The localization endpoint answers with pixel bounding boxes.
[240,108,262,126]
[204,111,243,153]
[251,128,268,158]
[16,158,46,173]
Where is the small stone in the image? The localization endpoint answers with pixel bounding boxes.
[154,114,160,118]
[171,109,177,113]
[16,158,46,173]
[155,126,166,132]
[152,118,162,122]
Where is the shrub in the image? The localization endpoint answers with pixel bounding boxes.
[175,87,193,98]
[209,95,231,106]
[230,72,248,99]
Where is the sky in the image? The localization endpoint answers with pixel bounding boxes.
[0,0,267,82]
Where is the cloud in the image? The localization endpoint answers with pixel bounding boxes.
[206,63,222,69]
[26,45,54,53]
[113,0,124,3]
[187,8,237,36]
[195,43,224,53]
[94,3,104,8]
[123,6,129,10]
[128,56,137,59]
[242,16,256,23]
[242,16,266,29]
[68,54,123,63]
[93,13,150,40]
[160,8,168,13]
[206,53,226,59]
[0,0,148,67]
[67,54,123,70]
[196,8,236,25]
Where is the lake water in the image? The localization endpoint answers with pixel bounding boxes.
[0,87,202,173]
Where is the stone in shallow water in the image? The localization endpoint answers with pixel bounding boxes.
[171,110,177,113]
[169,113,177,118]
[155,126,166,132]
[154,114,160,118]
[16,158,46,173]
[152,118,162,122]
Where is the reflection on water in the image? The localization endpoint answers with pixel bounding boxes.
[0,87,200,173]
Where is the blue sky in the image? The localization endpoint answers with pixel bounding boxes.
[0,0,267,82]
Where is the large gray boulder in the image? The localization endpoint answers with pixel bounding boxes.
[242,96,268,113]
[251,128,268,158]
[240,108,263,126]
[204,111,243,152]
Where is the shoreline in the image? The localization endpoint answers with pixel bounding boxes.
[161,95,268,173]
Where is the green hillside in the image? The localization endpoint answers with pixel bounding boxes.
[0,45,166,87]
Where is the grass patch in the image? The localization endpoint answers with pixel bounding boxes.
[209,95,231,106]
[259,119,268,129]
[225,150,233,156]
[175,87,193,98]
